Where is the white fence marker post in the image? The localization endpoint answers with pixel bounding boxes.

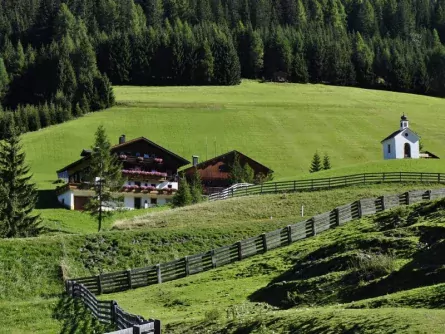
[301,205,304,217]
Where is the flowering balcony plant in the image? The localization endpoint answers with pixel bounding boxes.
[141,186,156,193]
[119,154,127,160]
[154,158,163,163]
[122,170,168,178]
[137,156,144,161]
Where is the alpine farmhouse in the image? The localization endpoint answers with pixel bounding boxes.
[56,135,189,210]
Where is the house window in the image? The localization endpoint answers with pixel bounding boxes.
[219,164,229,172]
[145,183,148,186]
[136,152,140,157]
[168,184,172,189]
[135,181,141,187]
[151,184,156,187]
[150,198,157,205]
[387,144,391,154]
[144,154,150,158]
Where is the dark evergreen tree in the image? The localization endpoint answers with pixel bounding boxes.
[0,124,41,238]
[323,153,331,170]
[172,177,192,207]
[190,170,204,204]
[309,151,322,173]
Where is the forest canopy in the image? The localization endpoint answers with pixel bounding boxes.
[1,0,445,137]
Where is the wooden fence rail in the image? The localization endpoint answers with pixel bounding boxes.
[65,280,161,334]
[208,172,445,201]
[68,187,445,298]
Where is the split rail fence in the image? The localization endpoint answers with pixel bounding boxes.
[65,280,161,334]
[208,172,445,201]
[68,187,445,298]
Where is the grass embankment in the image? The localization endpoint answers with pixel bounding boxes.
[19,80,445,230]
[1,183,443,333]
[104,196,445,333]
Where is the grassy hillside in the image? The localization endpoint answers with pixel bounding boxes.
[24,81,445,191]
[1,183,442,333]
[102,197,445,333]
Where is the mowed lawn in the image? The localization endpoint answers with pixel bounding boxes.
[24,80,445,190]
[19,81,445,232]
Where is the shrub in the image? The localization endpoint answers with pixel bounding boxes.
[204,308,222,323]
[349,251,396,280]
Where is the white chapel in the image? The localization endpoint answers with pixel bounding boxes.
[381,114,420,160]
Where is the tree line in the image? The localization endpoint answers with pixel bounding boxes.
[2,0,445,138]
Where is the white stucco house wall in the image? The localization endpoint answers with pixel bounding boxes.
[381,114,420,160]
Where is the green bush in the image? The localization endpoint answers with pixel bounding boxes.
[204,308,222,323]
[349,251,396,280]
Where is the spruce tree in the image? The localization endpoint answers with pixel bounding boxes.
[309,151,322,173]
[0,124,41,238]
[243,163,255,183]
[229,152,246,184]
[190,170,203,204]
[84,125,125,232]
[0,57,9,99]
[172,177,192,207]
[323,153,331,170]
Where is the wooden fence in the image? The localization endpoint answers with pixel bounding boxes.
[68,187,445,297]
[208,172,445,201]
[65,280,161,334]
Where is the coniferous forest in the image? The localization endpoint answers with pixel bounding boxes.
[2,0,445,138]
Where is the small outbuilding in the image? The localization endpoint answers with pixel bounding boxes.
[381,114,420,160]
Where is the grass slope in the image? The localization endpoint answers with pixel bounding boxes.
[0,184,441,333]
[20,80,445,231]
[103,196,445,333]
[24,81,445,191]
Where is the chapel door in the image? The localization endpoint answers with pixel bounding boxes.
[404,143,411,158]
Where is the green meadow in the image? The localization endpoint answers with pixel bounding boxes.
[19,80,445,231]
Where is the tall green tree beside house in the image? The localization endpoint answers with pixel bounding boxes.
[190,170,204,204]
[0,124,41,238]
[84,125,125,232]
[172,177,192,207]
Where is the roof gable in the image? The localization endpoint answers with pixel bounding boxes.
[111,137,190,165]
[381,128,420,143]
[182,150,274,173]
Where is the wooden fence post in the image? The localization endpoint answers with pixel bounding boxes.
[400,172,402,182]
[156,264,162,284]
[127,269,133,289]
[427,190,432,200]
[154,319,162,334]
[357,201,362,218]
[293,180,296,191]
[211,250,217,268]
[111,300,118,324]
[237,241,242,260]
[184,256,190,276]
[380,196,386,211]
[287,225,292,244]
[311,179,314,190]
[96,274,102,295]
[406,191,410,205]
[363,174,366,183]
[260,183,263,194]
[275,182,277,193]
[311,218,316,236]
[262,233,268,252]
[439,173,441,183]
[335,208,340,226]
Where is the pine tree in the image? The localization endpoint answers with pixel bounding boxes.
[0,124,41,238]
[229,152,246,183]
[84,125,125,232]
[243,163,255,183]
[309,151,322,173]
[323,153,331,170]
[0,57,9,99]
[172,177,192,207]
[190,170,203,204]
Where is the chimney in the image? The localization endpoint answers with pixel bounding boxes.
[192,155,199,167]
[119,134,126,145]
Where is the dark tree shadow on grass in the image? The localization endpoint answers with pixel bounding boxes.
[37,189,64,209]
[52,295,115,334]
